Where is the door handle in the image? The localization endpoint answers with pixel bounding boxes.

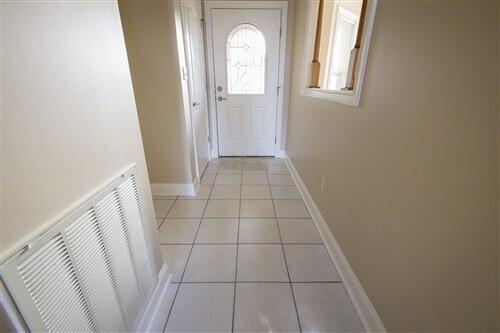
[193,102,200,107]
[217,96,227,102]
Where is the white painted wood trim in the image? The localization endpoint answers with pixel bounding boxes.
[0,281,29,331]
[136,264,173,332]
[173,0,199,187]
[1,254,173,333]
[274,3,288,158]
[204,0,289,157]
[178,0,201,182]
[300,0,378,107]
[178,0,212,182]
[275,150,286,158]
[193,175,200,194]
[151,183,197,196]
[285,155,387,333]
[1,166,165,331]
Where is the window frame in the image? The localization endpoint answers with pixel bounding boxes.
[324,6,359,90]
[225,23,267,95]
[300,0,378,107]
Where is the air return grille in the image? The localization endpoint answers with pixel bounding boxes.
[18,235,96,332]
[1,167,156,332]
[65,210,128,332]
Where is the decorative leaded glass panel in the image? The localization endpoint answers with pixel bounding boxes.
[226,24,266,95]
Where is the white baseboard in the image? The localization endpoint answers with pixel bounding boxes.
[151,182,197,196]
[209,151,286,158]
[136,264,172,332]
[0,281,28,331]
[193,176,200,194]
[275,150,286,158]
[285,155,386,333]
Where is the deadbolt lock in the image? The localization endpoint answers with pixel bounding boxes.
[217,86,223,92]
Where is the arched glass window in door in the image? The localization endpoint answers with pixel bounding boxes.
[226,24,266,94]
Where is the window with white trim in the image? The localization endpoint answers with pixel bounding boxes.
[301,0,378,106]
[226,24,266,95]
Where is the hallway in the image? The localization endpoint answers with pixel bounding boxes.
[2,1,499,331]
[154,157,364,332]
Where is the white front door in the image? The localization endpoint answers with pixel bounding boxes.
[182,0,210,173]
[211,8,281,156]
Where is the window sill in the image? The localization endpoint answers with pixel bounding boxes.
[300,87,361,107]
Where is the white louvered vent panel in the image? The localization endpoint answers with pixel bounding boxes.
[17,235,96,332]
[117,175,155,298]
[1,167,157,332]
[65,209,128,332]
[95,189,144,327]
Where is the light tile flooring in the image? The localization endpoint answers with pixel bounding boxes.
[154,157,364,333]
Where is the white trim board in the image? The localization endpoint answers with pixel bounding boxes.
[0,281,28,331]
[178,0,211,182]
[285,155,387,333]
[276,150,286,158]
[299,0,378,107]
[136,264,172,332]
[203,0,289,158]
[151,182,197,196]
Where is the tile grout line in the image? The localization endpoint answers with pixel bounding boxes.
[231,162,243,333]
[157,215,167,230]
[163,158,300,331]
[268,170,303,333]
[201,198,303,199]
[162,168,215,332]
[178,280,343,284]
[161,215,312,220]
[157,195,179,230]
[160,242,324,245]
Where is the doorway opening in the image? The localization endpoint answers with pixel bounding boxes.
[205,1,289,158]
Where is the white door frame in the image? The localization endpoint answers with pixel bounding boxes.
[204,0,288,157]
[180,0,210,180]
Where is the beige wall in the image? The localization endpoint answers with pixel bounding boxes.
[498,3,500,327]
[119,0,194,184]
[1,1,162,270]
[287,1,499,331]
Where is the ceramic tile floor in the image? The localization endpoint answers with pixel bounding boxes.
[154,157,364,333]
